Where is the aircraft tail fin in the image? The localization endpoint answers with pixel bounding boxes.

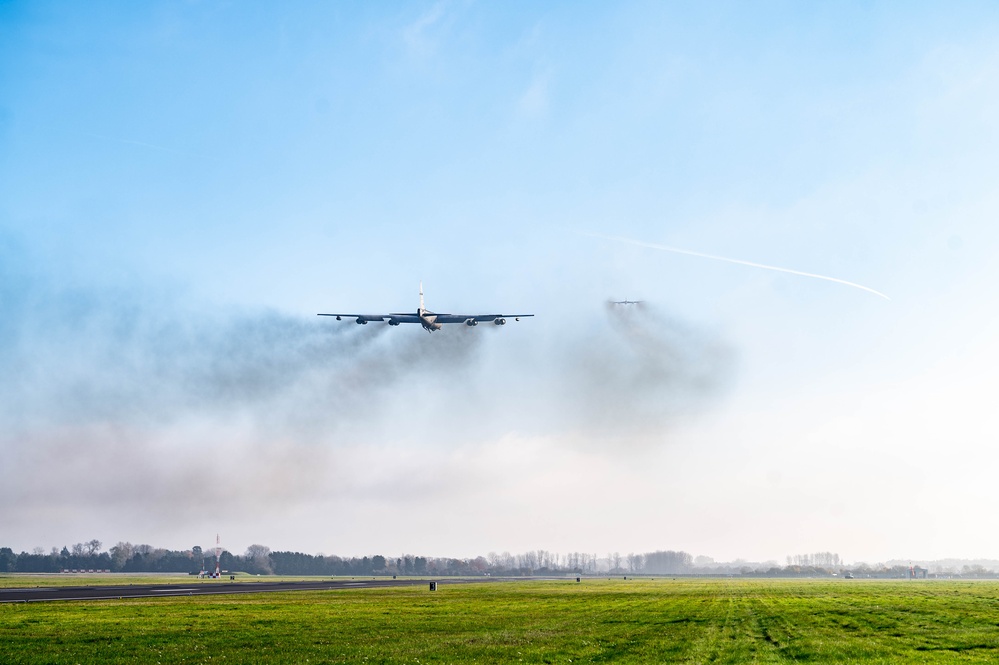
[419,281,425,313]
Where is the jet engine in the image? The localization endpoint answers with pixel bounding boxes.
[355,318,367,325]
[465,318,478,326]
[388,319,402,326]
[494,318,506,325]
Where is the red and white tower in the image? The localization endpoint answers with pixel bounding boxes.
[214,534,222,578]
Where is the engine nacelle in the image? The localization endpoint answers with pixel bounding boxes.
[494,318,506,325]
[355,318,368,325]
[465,318,478,326]
[388,319,402,326]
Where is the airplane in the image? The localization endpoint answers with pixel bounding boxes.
[609,298,644,305]
[318,284,534,333]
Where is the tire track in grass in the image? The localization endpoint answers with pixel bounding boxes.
[752,586,807,662]
[712,584,739,663]
[682,579,755,663]
[731,583,783,664]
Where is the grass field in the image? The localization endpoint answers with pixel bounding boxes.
[4,577,999,663]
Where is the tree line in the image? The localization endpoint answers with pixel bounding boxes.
[0,542,698,576]
[5,543,993,579]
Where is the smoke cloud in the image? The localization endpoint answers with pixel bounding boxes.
[0,251,732,545]
[546,302,734,446]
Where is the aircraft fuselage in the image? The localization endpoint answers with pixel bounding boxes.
[419,309,442,332]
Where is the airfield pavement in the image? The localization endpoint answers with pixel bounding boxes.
[0,576,516,603]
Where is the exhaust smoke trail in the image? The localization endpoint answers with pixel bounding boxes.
[584,231,890,300]
[0,236,731,549]
[0,236,506,522]
[545,302,734,448]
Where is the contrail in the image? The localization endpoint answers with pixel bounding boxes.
[584,231,890,300]
[86,133,190,156]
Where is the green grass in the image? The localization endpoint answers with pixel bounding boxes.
[4,578,999,663]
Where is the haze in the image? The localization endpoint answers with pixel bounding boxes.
[2,2,999,565]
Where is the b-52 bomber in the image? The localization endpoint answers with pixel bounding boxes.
[318,284,533,333]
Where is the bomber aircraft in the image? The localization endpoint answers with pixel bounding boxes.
[318,284,533,333]
[610,298,644,305]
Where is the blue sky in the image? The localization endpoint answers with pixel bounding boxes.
[3,1,999,564]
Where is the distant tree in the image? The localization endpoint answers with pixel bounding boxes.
[219,550,236,572]
[244,545,273,574]
[85,540,102,556]
[0,547,15,572]
[192,546,205,570]
[519,551,538,571]
[610,552,622,572]
[109,543,133,571]
[643,551,692,575]
[371,555,386,572]
[19,550,57,572]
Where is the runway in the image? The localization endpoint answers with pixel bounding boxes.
[0,577,506,603]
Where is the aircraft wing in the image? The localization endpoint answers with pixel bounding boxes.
[432,314,534,323]
[317,313,428,324]
[318,313,383,320]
